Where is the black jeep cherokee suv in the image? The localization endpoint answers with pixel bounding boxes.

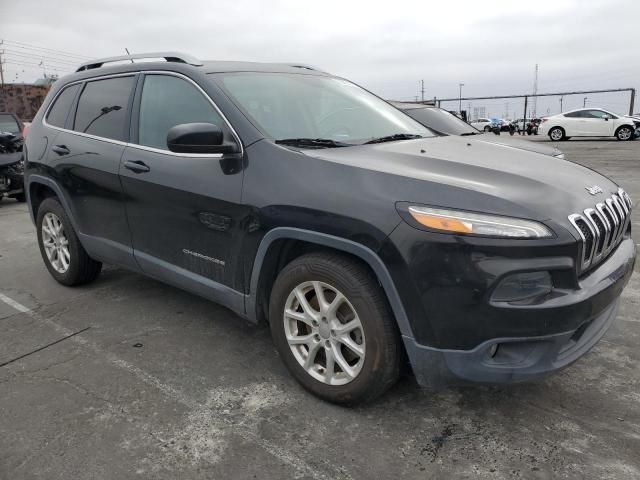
[25,52,635,404]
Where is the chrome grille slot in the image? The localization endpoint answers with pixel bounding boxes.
[568,188,632,273]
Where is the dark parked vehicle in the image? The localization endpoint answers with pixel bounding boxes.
[0,113,26,202]
[393,102,564,158]
[25,53,635,404]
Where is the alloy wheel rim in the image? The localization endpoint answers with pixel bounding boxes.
[283,281,366,386]
[619,128,631,140]
[41,212,70,273]
[550,129,562,140]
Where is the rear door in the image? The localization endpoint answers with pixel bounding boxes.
[43,74,137,267]
[119,72,247,301]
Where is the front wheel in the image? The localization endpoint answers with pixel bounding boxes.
[269,252,401,405]
[37,197,102,286]
[616,126,633,141]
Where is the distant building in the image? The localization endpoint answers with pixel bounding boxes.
[0,76,56,121]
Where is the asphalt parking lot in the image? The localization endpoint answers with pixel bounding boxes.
[1,138,639,480]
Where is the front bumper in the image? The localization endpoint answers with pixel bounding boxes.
[401,237,635,387]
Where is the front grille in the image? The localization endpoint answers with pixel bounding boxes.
[568,187,632,273]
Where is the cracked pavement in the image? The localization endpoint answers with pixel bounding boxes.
[1,138,639,479]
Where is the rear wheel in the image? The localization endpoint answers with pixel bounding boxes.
[269,252,401,405]
[37,197,102,286]
[483,126,491,132]
[549,127,566,141]
[616,126,633,141]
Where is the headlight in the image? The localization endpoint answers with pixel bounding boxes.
[406,206,553,238]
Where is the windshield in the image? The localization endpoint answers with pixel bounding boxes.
[0,114,20,135]
[403,107,480,136]
[214,72,433,145]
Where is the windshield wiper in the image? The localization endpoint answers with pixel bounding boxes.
[275,138,351,149]
[364,133,423,144]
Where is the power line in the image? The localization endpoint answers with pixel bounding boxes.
[0,38,92,61]
[3,50,79,67]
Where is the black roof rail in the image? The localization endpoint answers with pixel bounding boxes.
[76,52,203,72]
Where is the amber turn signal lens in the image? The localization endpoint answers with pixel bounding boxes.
[409,210,472,234]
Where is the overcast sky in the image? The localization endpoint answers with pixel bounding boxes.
[1,0,638,117]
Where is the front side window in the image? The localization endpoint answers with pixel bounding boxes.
[215,72,431,145]
[0,114,20,134]
[73,76,135,141]
[46,84,81,128]
[138,75,224,150]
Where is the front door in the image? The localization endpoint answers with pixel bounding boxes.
[581,110,615,136]
[119,73,247,306]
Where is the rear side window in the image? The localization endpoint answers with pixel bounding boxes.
[73,76,135,141]
[138,75,224,150]
[0,114,20,134]
[46,84,80,128]
[564,111,584,118]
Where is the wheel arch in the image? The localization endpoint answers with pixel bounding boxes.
[615,124,634,139]
[27,176,79,232]
[246,227,413,339]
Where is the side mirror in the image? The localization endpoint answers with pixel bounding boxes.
[603,114,611,121]
[167,123,239,154]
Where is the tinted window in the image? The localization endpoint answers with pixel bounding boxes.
[138,75,224,150]
[405,107,479,135]
[564,111,584,118]
[0,114,20,134]
[46,84,80,128]
[586,110,616,119]
[74,76,134,141]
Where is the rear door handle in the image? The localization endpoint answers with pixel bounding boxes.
[123,160,150,173]
[52,145,70,156]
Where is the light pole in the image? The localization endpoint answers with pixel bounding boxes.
[559,96,563,113]
[458,83,464,113]
[583,97,587,108]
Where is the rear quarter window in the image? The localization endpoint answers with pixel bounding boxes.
[73,76,135,141]
[46,84,81,128]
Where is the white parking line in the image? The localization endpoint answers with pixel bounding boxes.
[0,293,31,314]
[0,291,334,480]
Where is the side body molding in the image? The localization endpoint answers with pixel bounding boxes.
[246,227,414,338]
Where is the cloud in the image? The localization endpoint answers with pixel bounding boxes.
[1,0,637,115]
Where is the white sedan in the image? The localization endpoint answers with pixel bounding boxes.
[538,108,636,141]
[470,118,493,132]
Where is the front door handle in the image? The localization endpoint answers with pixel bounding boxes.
[52,145,70,156]
[123,160,150,173]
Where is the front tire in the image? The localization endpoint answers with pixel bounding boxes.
[549,127,566,141]
[269,252,401,405]
[616,126,633,141]
[37,197,102,286]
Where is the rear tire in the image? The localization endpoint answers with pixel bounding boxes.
[269,252,401,405]
[549,127,566,141]
[616,126,633,141]
[36,197,102,286]
[483,126,491,132]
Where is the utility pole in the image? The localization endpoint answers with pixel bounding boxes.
[531,64,538,118]
[559,96,563,113]
[458,83,464,113]
[583,97,587,108]
[0,49,5,91]
[420,79,425,102]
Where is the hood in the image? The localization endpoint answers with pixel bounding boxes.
[470,134,562,157]
[305,136,618,226]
